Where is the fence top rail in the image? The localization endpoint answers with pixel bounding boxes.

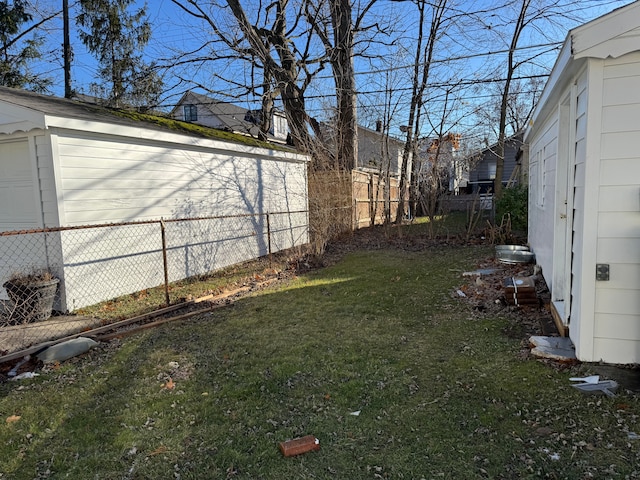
[0,210,309,237]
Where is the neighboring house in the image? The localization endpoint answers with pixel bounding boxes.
[0,86,309,311]
[417,133,461,193]
[171,91,289,144]
[465,132,524,194]
[357,122,404,177]
[526,1,640,363]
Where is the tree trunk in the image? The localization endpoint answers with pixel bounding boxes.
[329,0,358,171]
[495,0,530,200]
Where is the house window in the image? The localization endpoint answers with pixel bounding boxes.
[488,161,496,180]
[183,104,197,122]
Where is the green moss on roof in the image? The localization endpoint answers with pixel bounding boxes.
[110,108,294,152]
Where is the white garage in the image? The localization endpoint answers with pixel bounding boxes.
[0,86,309,311]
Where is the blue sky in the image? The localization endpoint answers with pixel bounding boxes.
[27,0,636,144]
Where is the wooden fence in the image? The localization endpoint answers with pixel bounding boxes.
[352,170,403,228]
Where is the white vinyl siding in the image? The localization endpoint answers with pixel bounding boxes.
[527,3,640,364]
[528,114,558,284]
[0,139,37,231]
[53,131,307,225]
[591,52,640,362]
[45,129,308,310]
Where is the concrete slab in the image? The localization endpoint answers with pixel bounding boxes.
[529,335,577,361]
[0,315,102,355]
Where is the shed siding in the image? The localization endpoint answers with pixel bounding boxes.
[591,52,640,361]
[528,115,558,288]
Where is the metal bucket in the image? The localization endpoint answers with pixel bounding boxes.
[496,249,535,264]
[495,245,529,252]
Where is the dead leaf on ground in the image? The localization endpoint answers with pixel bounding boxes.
[162,378,175,390]
[148,445,169,456]
[6,415,21,424]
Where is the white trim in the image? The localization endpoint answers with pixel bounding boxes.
[563,82,578,325]
[41,115,308,165]
[0,121,41,135]
[27,134,45,230]
[48,130,66,227]
[576,59,605,361]
[571,2,640,58]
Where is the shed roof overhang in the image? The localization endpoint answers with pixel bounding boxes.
[525,1,640,143]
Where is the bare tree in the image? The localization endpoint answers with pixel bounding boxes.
[395,0,449,223]
[493,0,530,200]
[171,0,324,156]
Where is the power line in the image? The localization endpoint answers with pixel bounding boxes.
[350,42,561,78]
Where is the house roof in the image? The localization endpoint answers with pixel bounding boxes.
[0,86,146,129]
[465,131,524,161]
[0,86,293,152]
[527,1,640,137]
[357,124,405,148]
[172,91,287,143]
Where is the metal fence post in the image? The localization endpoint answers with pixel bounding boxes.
[160,219,170,306]
[266,212,273,267]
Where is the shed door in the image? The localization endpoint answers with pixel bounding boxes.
[0,140,38,231]
[552,93,577,326]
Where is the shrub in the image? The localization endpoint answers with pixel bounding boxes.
[496,185,528,231]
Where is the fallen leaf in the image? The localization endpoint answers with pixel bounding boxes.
[6,415,21,424]
[149,445,169,456]
[163,378,175,390]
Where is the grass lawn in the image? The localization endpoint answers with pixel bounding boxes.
[1,224,639,479]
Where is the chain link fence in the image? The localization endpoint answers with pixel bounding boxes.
[1,210,308,356]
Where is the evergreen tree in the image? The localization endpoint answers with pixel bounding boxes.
[0,0,51,92]
[77,0,161,108]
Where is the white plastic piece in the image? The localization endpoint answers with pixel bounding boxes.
[37,337,99,363]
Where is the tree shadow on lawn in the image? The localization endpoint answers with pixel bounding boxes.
[2,244,640,479]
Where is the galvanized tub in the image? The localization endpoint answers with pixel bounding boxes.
[495,245,529,252]
[495,245,535,264]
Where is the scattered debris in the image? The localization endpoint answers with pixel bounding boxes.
[456,290,466,298]
[462,268,500,277]
[569,375,600,384]
[36,337,99,363]
[349,410,361,416]
[10,371,39,381]
[504,277,538,306]
[7,355,31,377]
[627,432,640,440]
[279,435,320,457]
[571,379,618,397]
[529,336,576,361]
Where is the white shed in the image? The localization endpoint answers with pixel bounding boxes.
[526,1,640,363]
[0,87,309,311]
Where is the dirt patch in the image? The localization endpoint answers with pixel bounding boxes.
[454,256,558,338]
